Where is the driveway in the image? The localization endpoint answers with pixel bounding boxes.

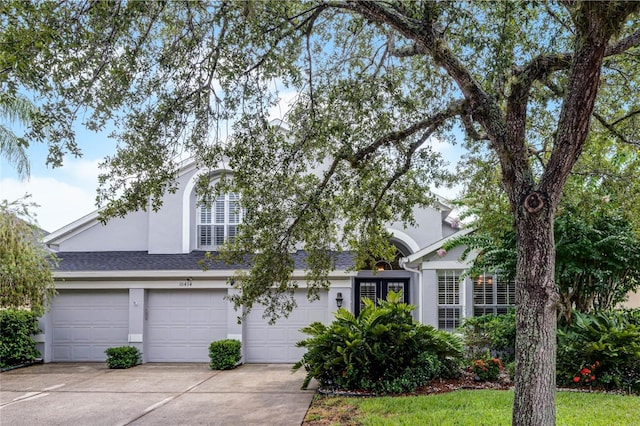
[0,363,317,425]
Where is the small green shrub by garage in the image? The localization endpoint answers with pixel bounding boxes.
[104,346,141,369]
[209,339,241,370]
[0,309,40,368]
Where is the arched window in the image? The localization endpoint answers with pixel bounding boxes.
[197,193,241,249]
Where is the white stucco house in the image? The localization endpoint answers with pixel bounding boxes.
[38,159,517,364]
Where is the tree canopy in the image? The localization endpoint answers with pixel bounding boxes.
[454,115,640,322]
[2,2,639,424]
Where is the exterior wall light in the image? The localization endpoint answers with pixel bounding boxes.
[336,292,343,308]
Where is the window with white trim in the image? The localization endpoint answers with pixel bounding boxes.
[437,270,462,330]
[473,273,515,316]
[197,193,241,249]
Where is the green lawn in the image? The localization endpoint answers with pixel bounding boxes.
[305,390,640,425]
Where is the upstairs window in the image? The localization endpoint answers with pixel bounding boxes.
[197,193,241,249]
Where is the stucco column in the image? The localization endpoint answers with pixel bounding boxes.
[128,288,145,360]
[463,276,474,318]
[227,288,243,359]
[37,311,53,363]
[327,278,352,321]
[421,267,439,328]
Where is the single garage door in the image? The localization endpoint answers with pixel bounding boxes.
[145,290,227,362]
[245,290,329,363]
[51,290,129,361]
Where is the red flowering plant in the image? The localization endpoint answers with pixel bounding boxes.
[572,361,600,388]
[470,357,503,381]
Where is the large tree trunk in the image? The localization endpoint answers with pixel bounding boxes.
[513,207,559,426]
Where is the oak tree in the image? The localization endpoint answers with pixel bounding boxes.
[2,2,639,424]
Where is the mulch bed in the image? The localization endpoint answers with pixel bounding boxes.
[316,370,512,398]
[408,370,513,395]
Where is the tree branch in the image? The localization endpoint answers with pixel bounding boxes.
[389,42,427,57]
[611,108,640,126]
[511,29,640,102]
[593,111,640,147]
[605,29,640,56]
[369,128,430,215]
[349,99,468,164]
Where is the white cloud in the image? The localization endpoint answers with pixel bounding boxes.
[1,159,101,233]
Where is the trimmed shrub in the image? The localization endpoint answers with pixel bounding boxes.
[0,309,40,368]
[105,346,141,369]
[459,310,515,363]
[209,339,241,370]
[293,291,464,394]
[557,310,640,394]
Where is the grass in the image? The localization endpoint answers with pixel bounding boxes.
[305,390,640,425]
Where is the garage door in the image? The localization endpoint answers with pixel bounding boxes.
[245,290,329,363]
[145,290,227,362]
[51,290,129,361]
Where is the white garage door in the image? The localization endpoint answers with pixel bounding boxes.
[245,290,329,363]
[145,290,227,362]
[51,290,129,362]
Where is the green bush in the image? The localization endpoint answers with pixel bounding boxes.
[209,339,242,370]
[459,310,515,363]
[293,291,464,394]
[0,309,40,368]
[104,346,141,369]
[506,361,516,381]
[557,310,640,394]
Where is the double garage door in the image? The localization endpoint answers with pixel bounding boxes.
[50,289,328,363]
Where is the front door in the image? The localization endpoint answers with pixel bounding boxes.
[354,278,410,315]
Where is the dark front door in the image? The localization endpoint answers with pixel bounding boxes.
[354,278,410,315]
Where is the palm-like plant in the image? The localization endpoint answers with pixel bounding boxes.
[293,291,463,393]
[0,92,38,180]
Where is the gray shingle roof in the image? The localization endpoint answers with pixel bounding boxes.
[54,251,355,272]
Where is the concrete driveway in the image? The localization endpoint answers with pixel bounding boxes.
[0,363,317,425]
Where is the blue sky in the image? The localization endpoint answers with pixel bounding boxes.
[0,125,117,232]
[1,94,466,233]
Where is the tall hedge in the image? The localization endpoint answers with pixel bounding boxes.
[0,309,40,368]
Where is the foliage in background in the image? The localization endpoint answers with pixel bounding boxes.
[459,311,516,363]
[293,292,463,395]
[0,309,40,368]
[0,197,57,316]
[557,309,640,394]
[447,211,640,322]
[461,309,640,394]
[104,346,141,369]
[554,213,640,320]
[208,339,242,370]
